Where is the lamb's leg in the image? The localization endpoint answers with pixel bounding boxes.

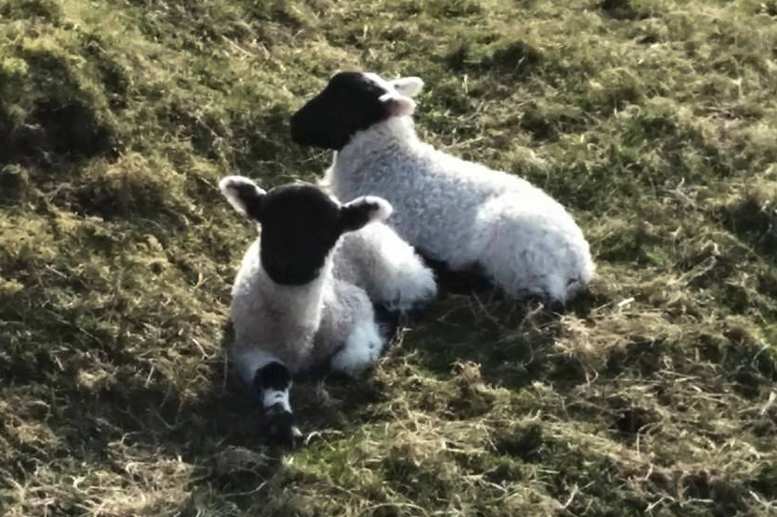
[253,361,302,447]
[340,224,438,312]
[330,320,385,377]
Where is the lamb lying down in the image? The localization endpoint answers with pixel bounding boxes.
[291,71,595,306]
[220,176,436,445]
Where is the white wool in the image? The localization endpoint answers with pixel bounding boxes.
[231,347,282,386]
[229,240,335,375]
[229,218,437,380]
[262,388,292,412]
[333,222,437,312]
[329,319,385,376]
[324,113,595,305]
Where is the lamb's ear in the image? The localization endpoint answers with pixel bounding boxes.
[219,176,266,221]
[390,77,424,98]
[379,90,416,117]
[339,196,393,233]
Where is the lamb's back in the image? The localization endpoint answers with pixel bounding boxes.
[332,143,563,266]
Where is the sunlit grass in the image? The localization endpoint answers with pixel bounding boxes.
[1,0,776,514]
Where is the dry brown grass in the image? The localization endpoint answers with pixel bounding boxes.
[2,0,777,515]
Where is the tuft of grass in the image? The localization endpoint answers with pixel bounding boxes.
[2,0,777,515]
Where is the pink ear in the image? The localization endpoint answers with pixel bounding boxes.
[379,92,416,117]
[378,91,415,117]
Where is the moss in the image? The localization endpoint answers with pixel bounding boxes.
[2,0,777,515]
[492,423,545,463]
[598,0,650,20]
[721,183,777,257]
[446,37,543,79]
[0,35,118,165]
[0,164,30,203]
[75,153,191,220]
[0,0,64,21]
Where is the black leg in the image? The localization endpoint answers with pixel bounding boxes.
[253,362,299,448]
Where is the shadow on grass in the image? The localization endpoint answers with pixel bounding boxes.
[403,263,603,392]
[1,323,301,512]
[720,193,777,266]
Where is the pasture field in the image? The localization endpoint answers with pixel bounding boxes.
[1,0,777,515]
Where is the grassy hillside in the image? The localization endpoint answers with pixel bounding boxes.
[2,0,776,514]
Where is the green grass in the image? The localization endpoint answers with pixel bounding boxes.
[2,0,777,514]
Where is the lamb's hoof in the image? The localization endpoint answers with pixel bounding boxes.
[264,404,301,449]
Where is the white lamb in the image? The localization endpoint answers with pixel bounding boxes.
[220,175,435,446]
[290,72,595,306]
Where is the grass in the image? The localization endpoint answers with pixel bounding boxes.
[1,0,777,514]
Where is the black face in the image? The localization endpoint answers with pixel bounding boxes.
[290,72,391,150]
[223,177,386,286]
[257,184,343,285]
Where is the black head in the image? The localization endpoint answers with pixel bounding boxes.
[290,72,423,150]
[220,176,392,285]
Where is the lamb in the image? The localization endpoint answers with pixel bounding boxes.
[290,71,595,306]
[220,175,436,445]
[334,220,438,313]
